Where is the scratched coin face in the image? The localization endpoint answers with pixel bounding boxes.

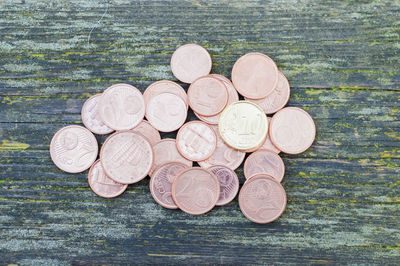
[207,165,239,206]
[146,93,187,132]
[239,174,286,224]
[81,94,114,135]
[100,131,153,184]
[143,80,188,110]
[170,43,212,83]
[245,72,290,114]
[270,107,316,154]
[188,76,228,116]
[219,101,268,150]
[195,74,239,125]
[98,83,145,131]
[198,125,245,170]
[172,167,220,215]
[176,121,217,161]
[149,162,189,209]
[244,149,285,182]
[232,52,279,99]
[88,160,127,198]
[50,125,98,173]
[130,120,161,147]
[149,138,193,177]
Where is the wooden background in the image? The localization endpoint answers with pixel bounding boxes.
[1,0,399,264]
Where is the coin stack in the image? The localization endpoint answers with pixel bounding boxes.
[50,44,316,224]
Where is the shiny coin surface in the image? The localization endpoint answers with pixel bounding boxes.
[239,174,286,224]
[170,43,212,83]
[149,161,189,209]
[232,52,278,99]
[244,117,280,153]
[149,138,193,176]
[98,83,145,131]
[146,92,187,132]
[130,120,161,147]
[88,160,127,198]
[172,167,220,215]
[81,94,114,135]
[50,125,98,173]
[198,125,245,170]
[245,72,290,114]
[219,101,268,151]
[176,121,217,161]
[143,80,188,110]
[195,74,239,124]
[207,165,239,206]
[100,131,153,184]
[188,75,228,116]
[244,149,285,182]
[270,107,316,154]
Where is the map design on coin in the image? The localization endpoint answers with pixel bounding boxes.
[50,125,98,173]
[208,165,239,206]
[81,94,114,135]
[88,160,127,198]
[244,149,285,182]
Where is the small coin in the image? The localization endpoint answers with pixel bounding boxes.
[88,160,127,198]
[245,72,290,114]
[50,125,98,173]
[98,83,145,131]
[149,138,193,176]
[130,120,161,147]
[232,52,278,99]
[239,174,286,224]
[143,80,188,110]
[195,74,239,125]
[270,107,316,154]
[218,101,268,151]
[198,125,245,170]
[149,161,189,209]
[170,43,212,83]
[188,76,228,116]
[244,149,285,182]
[146,92,187,132]
[172,167,220,215]
[176,121,217,161]
[244,117,280,153]
[81,94,114,135]
[100,131,153,184]
[207,165,239,206]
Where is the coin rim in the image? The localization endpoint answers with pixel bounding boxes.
[206,165,239,206]
[129,120,161,147]
[81,94,114,135]
[143,79,188,111]
[243,149,285,182]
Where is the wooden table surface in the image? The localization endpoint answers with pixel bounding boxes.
[1,0,399,264]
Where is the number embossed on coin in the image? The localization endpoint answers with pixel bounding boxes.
[81,94,114,135]
[50,125,98,173]
[244,149,285,182]
[207,165,239,206]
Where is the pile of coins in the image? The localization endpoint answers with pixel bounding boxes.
[50,44,316,224]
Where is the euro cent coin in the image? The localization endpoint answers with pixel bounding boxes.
[130,120,161,147]
[81,94,114,135]
[143,80,188,110]
[244,149,285,182]
[207,165,239,206]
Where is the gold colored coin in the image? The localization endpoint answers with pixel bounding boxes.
[218,101,268,151]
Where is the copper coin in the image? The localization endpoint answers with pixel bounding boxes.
[195,74,239,124]
[98,83,145,131]
[232,52,278,99]
[50,125,98,173]
[187,76,228,116]
[143,80,188,110]
[149,138,193,176]
[146,92,187,132]
[100,131,153,184]
[198,125,245,170]
[207,165,239,206]
[176,121,217,161]
[149,161,189,209]
[170,43,212,83]
[81,94,114,135]
[171,167,220,215]
[245,72,290,114]
[88,160,127,198]
[244,117,280,153]
[130,120,161,147]
[270,107,316,154]
[239,174,286,224]
[244,149,285,182]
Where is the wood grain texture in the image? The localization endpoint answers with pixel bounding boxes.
[0,0,399,264]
